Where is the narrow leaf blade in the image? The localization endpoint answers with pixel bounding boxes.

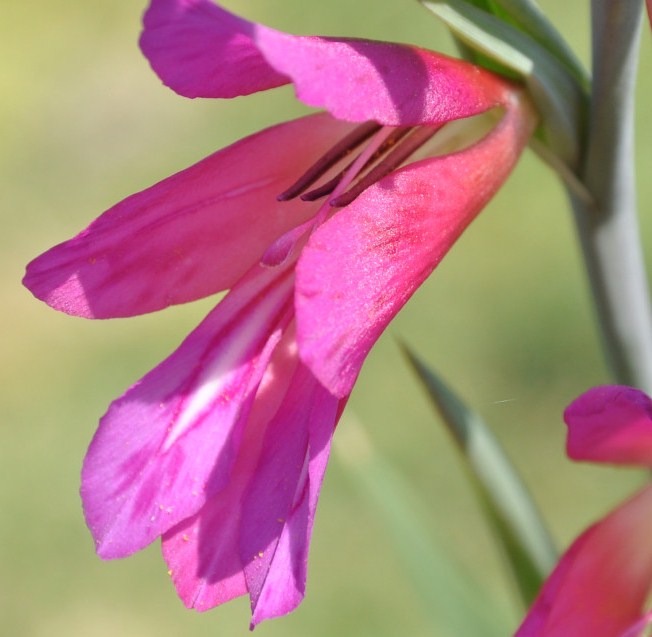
[402,344,557,608]
[335,418,510,637]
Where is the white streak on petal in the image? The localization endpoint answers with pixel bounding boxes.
[162,277,292,452]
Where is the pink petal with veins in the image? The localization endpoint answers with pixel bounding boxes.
[24,114,352,318]
[82,265,293,558]
[141,0,511,125]
[162,327,300,610]
[296,92,536,397]
[243,366,339,626]
[161,333,343,624]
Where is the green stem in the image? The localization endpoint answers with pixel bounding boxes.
[569,0,652,392]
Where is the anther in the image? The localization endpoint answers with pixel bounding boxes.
[329,124,444,208]
[277,121,381,201]
[300,127,413,202]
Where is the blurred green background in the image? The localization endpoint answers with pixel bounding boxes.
[3,1,652,635]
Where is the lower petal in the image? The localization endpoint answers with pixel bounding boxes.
[161,352,342,625]
[82,264,293,558]
[161,325,300,610]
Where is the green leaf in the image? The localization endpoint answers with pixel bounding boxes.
[334,418,510,637]
[481,0,588,89]
[421,0,589,168]
[402,345,557,608]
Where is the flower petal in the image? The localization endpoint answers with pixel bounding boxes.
[140,0,289,98]
[81,265,293,558]
[243,366,340,626]
[296,91,536,397]
[161,336,342,625]
[24,114,352,318]
[564,386,652,467]
[515,484,652,637]
[161,327,301,611]
[254,31,511,126]
[141,0,512,125]
[619,611,652,637]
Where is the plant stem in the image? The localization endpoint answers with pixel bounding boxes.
[569,0,652,392]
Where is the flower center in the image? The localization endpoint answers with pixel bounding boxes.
[262,110,502,268]
[261,120,450,267]
[278,121,443,208]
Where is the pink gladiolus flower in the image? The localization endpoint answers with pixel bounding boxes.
[23,0,536,626]
[515,386,652,637]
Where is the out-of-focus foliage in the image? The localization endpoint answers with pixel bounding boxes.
[402,347,557,608]
[2,1,651,636]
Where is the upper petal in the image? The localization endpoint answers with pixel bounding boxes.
[141,0,512,125]
[564,386,652,467]
[296,91,536,397]
[515,484,652,637]
[619,612,652,637]
[254,32,511,126]
[81,264,293,558]
[24,113,352,318]
[140,0,289,98]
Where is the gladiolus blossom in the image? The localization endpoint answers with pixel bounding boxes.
[515,386,652,637]
[24,0,536,626]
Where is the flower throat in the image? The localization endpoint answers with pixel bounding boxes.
[278,121,444,208]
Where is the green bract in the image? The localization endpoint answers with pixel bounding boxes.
[421,0,589,169]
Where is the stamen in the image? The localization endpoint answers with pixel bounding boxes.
[329,124,445,208]
[261,126,395,267]
[300,127,412,202]
[277,121,381,201]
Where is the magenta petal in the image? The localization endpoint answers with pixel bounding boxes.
[515,484,652,637]
[296,93,536,397]
[81,265,293,558]
[161,338,342,624]
[243,366,340,626]
[161,328,301,611]
[140,0,289,98]
[24,114,351,318]
[619,612,652,637]
[163,501,249,611]
[564,386,652,466]
[141,0,510,125]
[254,30,511,126]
